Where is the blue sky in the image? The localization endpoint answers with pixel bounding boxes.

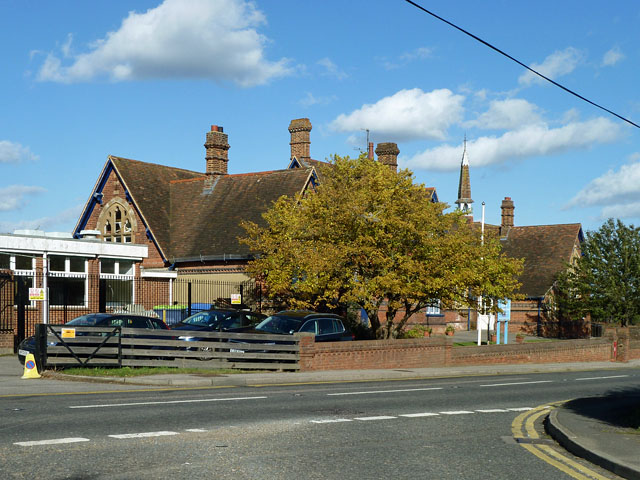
[1,0,639,234]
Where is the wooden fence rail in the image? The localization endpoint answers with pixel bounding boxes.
[35,325,301,371]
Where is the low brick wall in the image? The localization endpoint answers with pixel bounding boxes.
[299,337,450,371]
[450,339,611,366]
[299,337,617,371]
[0,332,15,354]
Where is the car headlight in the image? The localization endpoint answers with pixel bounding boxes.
[178,336,194,341]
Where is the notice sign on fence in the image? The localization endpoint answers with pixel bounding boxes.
[61,328,76,339]
[28,288,45,301]
[230,294,242,305]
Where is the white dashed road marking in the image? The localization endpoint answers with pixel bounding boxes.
[14,437,90,446]
[480,381,553,387]
[109,431,179,439]
[354,416,397,421]
[14,407,535,447]
[310,419,353,424]
[400,412,440,418]
[327,387,443,396]
[69,396,268,409]
[575,375,629,381]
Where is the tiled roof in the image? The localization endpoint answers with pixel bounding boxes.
[168,168,313,260]
[111,156,202,258]
[500,224,582,298]
[112,157,313,262]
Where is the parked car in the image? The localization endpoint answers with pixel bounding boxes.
[17,313,170,365]
[171,308,266,335]
[171,308,266,358]
[228,311,354,354]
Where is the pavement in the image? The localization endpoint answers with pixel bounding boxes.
[2,341,640,479]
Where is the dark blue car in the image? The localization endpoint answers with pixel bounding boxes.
[17,313,170,365]
[171,309,266,358]
[227,310,354,354]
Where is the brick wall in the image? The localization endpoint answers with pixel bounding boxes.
[299,336,615,371]
[450,339,611,366]
[300,337,451,371]
[0,333,14,353]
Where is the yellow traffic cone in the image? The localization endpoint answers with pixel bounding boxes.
[22,353,41,379]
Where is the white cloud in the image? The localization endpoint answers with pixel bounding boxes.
[0,185,46,211]
[602,47,625,67]
[36,0,292,87]
[298,92,337,107]
[519,47,584,86]
[465,98,542,130]
[0,141,39,163]
[600,202,640,220]
[403,117,623,172]
[379,46,433,70]
[317,58,347,80]
[0,204,82,234]
[566,161,640,213]
[330,88,465,142]
[400,47,432,62]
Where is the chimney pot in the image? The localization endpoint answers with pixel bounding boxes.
[375,142,399,172]
[501,196,515,233]
[288,118,312,161]
[205,125,230,175]
[368,142,374,160]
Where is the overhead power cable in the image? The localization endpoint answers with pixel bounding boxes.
[404,0,640,130]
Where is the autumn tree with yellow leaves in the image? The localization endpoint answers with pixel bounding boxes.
[241,154,522,339]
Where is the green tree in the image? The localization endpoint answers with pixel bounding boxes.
[556,218,640,327]
[241,154,522,338]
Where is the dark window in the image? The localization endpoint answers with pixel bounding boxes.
[299,320,317,334]
[69,257,85,273]
[0,253,9,269]
[220,314,241,329]
[49,277,85,306]
[104,279,133,307]
[245,313,263,327]
[317,318,335,335]
[49,255,66,272]
[101,259,116,274]
[128,317,151,328]
[15,256,33,270]
[107,317,125,327]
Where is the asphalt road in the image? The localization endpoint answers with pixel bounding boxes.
[1,367,638,479]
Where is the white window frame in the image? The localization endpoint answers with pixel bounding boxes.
[4,254,36,308]
[100,258,136,307]
[48,255,89,308]
[425,300,442,316]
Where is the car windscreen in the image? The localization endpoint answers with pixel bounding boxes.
[66,315,103,326]
[255,315,303,335]
[182,311,232,327]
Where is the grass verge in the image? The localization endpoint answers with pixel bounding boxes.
[58,366,256,377]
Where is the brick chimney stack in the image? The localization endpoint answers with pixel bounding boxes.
[375,142,399,172]
[205,125,230,175]
[288,118,312,162]
[501,196,515,234]
[368,142,374,159]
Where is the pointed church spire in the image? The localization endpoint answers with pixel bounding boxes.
[455,136,474,216]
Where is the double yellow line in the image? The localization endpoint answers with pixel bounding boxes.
[511,402,611,480]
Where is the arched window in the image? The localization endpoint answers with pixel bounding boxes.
[97,198,137,243]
